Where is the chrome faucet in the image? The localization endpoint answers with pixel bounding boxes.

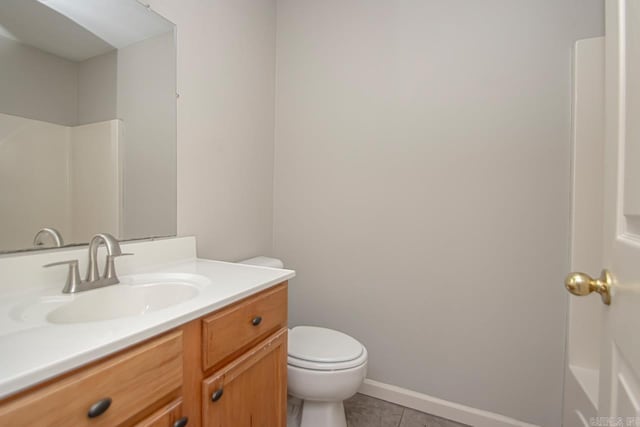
[86,233,124,282]
[44,233,132,294]
[33,228,64,248]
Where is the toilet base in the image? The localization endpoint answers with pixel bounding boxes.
[300,400,347,427]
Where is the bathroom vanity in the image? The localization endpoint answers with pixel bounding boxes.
[0,1,293,425]
[0,284,288,426]
[0,237,294,427]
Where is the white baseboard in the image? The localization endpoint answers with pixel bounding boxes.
[358,379,539,427]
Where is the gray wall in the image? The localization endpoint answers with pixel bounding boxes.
[0,35,118,128]
[272,1,604,425]
[68,0,604,423]
[118,31,177,240]
[77,50,117,125]
[147,0,277,261]
[0,35,77,125]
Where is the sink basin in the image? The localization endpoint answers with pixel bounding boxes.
[47,282,199,324]
[10,273,208,325]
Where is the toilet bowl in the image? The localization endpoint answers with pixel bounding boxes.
[288,326,368,427]
[236,257,368,427]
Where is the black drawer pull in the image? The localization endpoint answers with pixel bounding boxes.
[173,416,189,427]
[211,388,224,402]
[87,397,112,418]
[251,316,262,326]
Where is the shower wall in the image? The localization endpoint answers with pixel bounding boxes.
[0,114,122,250]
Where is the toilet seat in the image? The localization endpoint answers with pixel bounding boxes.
[288,326,367,371]
[288,349,368,371]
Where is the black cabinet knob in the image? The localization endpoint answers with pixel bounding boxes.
[251,316,262,326]
[211,388,224,402]
[173,416,189,427]
[87,397,112,418]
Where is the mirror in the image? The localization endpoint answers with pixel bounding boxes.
[0,0,177,253]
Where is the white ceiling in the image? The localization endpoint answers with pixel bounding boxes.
[39,0,175,49]
[0,0,113,62]
[0,0,174,62]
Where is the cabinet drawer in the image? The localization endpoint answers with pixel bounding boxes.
[0,331,183,427]
[135,399,188,427]
[202,283,287,371]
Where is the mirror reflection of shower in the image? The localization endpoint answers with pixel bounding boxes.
[0,0,177,254]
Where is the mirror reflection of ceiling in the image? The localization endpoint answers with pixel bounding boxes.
[0,0,174,62]
[0,0,113,61]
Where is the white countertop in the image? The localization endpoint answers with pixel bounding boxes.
[0,258,295,399]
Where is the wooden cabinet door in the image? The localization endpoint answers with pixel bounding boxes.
[202,328,287,427]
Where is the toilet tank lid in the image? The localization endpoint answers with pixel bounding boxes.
[288,326,364,364]
[237,256,284,269]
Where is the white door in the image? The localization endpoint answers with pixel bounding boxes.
[566,0,640,425]
[597,0,640,421]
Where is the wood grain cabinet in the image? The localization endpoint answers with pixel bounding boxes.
[202,329,287,427]
[202,284,287,371]
[0,282,288,427]
[0,331,184,427]
[134,399,188,427]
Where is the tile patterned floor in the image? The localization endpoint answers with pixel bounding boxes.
[344,394,470,427]
[288,393,469,427]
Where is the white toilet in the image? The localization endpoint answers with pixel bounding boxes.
[238,257,368,427]
[288,325,368,427]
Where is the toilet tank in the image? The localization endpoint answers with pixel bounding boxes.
[237,256,284,269]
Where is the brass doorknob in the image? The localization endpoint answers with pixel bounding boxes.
[564,269,612,305]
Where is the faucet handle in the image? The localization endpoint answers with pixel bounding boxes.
[103,253,134,281]
[44,259,78,268]
[113,253,134,258]
[44,260,82,294]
